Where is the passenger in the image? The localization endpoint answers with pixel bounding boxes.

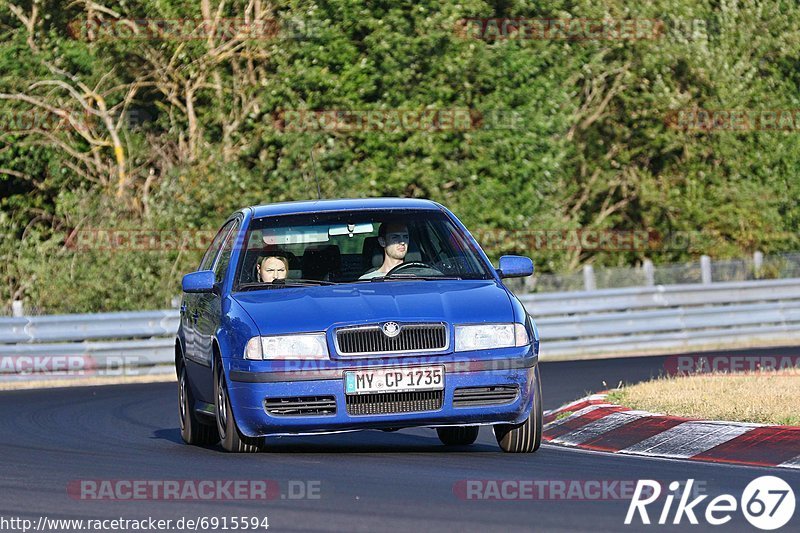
[359,222,409,279]
[258,255,289,282]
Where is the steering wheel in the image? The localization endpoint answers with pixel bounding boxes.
[384,261,444,277]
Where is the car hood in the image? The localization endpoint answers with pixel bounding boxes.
[231,280,514,335]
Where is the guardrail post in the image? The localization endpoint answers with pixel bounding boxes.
[523,273,536,293]
[643,259,654,286]
[582,264,596,291]
[753,251,763,279]
[12,300,24,317]
[700,255,712,284]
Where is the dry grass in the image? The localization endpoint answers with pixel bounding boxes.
[606,369,800,426]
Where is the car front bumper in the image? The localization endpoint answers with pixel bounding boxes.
[225,349,537,437]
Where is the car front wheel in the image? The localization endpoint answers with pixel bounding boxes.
[494,365,543,453]
[215,363,264,453]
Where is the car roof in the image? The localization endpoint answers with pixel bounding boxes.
[249,197,444,218]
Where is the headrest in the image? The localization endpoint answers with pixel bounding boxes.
[361,237,382,269]
[302,245,341,279]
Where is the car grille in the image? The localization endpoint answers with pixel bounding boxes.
[336,323,447,355]
[264,396,337,416]
[346,390,443,416]
[453,386,519,407]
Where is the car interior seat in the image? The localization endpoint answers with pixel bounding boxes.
[301,245,341,281]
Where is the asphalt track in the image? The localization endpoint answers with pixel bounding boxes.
[1,346,799,532]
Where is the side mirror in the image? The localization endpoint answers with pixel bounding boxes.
[497,255,534,279]
[182,270,216,293]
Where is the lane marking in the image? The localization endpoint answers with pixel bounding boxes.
[778,455,800,469]
[620,421,754,458]
[692,426,800,467]
[578,416,686,452]
[543,404,615,430]
[544,393,608,418]
[550,410,649,446]
[545,394,799,469]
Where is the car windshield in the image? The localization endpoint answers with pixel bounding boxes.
[234,209,492,288]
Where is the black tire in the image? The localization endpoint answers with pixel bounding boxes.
[214,362,263,453]
[494,365,543,453]
[437,426,480,446]
[178,364,218,446]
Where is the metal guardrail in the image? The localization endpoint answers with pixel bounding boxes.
[0,311,179,377]
[520,278,800,356]
[1,278,799,378]
[0,311,179,344]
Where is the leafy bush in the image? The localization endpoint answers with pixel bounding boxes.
[1,0,799,313]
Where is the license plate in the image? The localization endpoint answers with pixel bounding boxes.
[344,366,444,395]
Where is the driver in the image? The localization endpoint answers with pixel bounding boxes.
[359,222,409,279]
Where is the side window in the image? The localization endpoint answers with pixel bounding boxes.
[213,220,241,283]
[199,220,236,271]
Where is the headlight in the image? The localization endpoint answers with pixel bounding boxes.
[454,323,529,351]
[244,333,329,360]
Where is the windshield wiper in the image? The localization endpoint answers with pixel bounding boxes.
[238,279,335,291]
[287,278,336,285]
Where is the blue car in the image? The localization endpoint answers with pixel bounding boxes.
[176,198,542,453]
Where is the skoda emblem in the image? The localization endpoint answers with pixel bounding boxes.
[382,322,401,338]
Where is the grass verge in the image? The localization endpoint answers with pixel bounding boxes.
[606,369,800,426]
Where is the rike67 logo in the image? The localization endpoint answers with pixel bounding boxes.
[626,477,795,530]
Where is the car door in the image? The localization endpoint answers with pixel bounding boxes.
[193,218,241,399]
[183,219,237,400]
